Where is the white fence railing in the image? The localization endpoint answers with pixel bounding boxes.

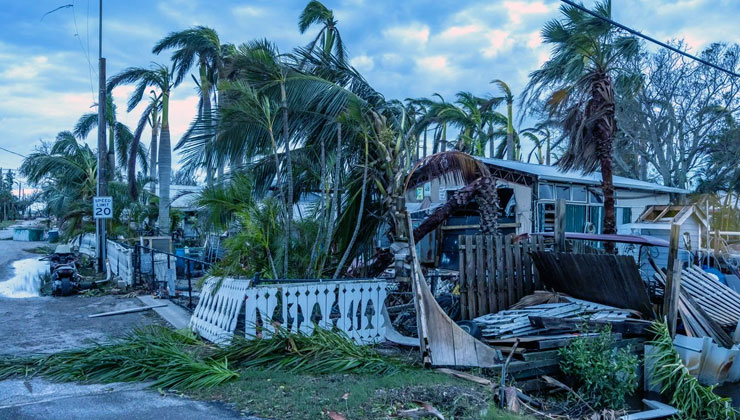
[106,240,134,286]
[190,278,389,345]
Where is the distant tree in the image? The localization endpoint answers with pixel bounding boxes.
[616,42,740,189]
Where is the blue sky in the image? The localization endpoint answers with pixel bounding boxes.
[1,0,738,176]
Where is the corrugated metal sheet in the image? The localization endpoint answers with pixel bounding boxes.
[479,158,688,194]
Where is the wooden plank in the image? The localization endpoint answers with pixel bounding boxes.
[486,235,497,313]
[528,316,653,335]
[514,241,524,302]
[465,235,477,319]
[504,234,515,308]
[476,235,488,317]
[554,199,566,252]
[408,218,502,368]
[663,224,681,336]
[521,240,533,296]
[495,235,506,312]
[459,237,468,320]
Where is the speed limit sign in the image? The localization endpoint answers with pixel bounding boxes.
[93,196,113,219]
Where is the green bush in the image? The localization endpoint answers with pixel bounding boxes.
[559,327,639,409]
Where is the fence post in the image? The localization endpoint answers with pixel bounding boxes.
[187,259,193,309]
[151,250,155,289]
[664,223,682,337]
[554,198,566,252]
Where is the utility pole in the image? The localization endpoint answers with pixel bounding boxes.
[96,0,108,273]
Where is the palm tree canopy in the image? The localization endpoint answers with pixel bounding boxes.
[298,0,347,64]
[522,0,640,173]
[152,26,222,85]
[107,64,174,112]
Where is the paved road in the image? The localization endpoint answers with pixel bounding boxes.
[0,237,251,419]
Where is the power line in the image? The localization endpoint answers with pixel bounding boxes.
[0,146,27,158]
[559,0,740,78]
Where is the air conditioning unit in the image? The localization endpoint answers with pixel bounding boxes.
[140,236,172,253]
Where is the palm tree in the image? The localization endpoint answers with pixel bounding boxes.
[73,94,147,179]
[153,26,224,186]
[298,0,347,64]
[108,64,179,233]
[490,79,516,160]
[522,0,639,247]
[20,132,98,237]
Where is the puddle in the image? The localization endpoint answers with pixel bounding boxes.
[0,257,49,298]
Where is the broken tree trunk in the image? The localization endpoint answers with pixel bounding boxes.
[364,176,498,277]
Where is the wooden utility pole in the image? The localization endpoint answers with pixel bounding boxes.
[96,0,108,273]
[663,223,682,336]
[554,198,566,252]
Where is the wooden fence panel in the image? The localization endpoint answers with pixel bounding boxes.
[459,234,542,319]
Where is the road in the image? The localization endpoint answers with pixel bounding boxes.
[0,232,253,419]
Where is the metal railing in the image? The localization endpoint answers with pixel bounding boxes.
[129,242,211,310]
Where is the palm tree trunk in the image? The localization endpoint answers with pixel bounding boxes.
[333,134,368,278]
[590,75,616,252]
[546,137,551,166]
[201,64,215,188]
[423,128,428,158]
[506,101,514,160]
[306,136,326,276]
[268,126,289,277]
[107,127,116,180]
[317,124,341,276]
[149,113,159,194]
[280,81,293,275]
[157,90,172,234]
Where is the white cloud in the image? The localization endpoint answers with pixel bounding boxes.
[481,30,514,57]
[502,1,554,24]
[383,23,430,46]
[438,24,484,40]
[350,54,375,72]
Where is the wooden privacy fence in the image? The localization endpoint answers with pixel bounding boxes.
[459,234,545,319]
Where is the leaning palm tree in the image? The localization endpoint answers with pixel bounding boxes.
[108,64,179,233]
[153,26,224,186]
[522,0,639,247]
[490,79,516,160]
[298,0,347,64]
[73,93,147,179]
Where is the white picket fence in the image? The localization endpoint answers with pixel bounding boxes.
[189,278,252,344]
[190,278,389,345]
[106,240,134,286]
[78,233,97,257]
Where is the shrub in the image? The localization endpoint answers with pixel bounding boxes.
[559,327,639,409]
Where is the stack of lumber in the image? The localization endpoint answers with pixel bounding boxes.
[654,266,737,348]
[472,301,634,341]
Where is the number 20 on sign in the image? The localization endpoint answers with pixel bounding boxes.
[93,196,113,219]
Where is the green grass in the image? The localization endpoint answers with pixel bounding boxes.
[188,368,496,420]
[0,324,531,419]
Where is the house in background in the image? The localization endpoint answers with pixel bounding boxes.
[407,158,690,269]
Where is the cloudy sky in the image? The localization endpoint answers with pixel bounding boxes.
[0,0,737,177]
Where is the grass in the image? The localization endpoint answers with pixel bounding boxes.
[188,368,495,420]
[0,324,531,419]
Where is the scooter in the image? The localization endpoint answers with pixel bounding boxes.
[49,245,81,296]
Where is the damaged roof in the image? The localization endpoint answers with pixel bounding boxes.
[479,157,689,194]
